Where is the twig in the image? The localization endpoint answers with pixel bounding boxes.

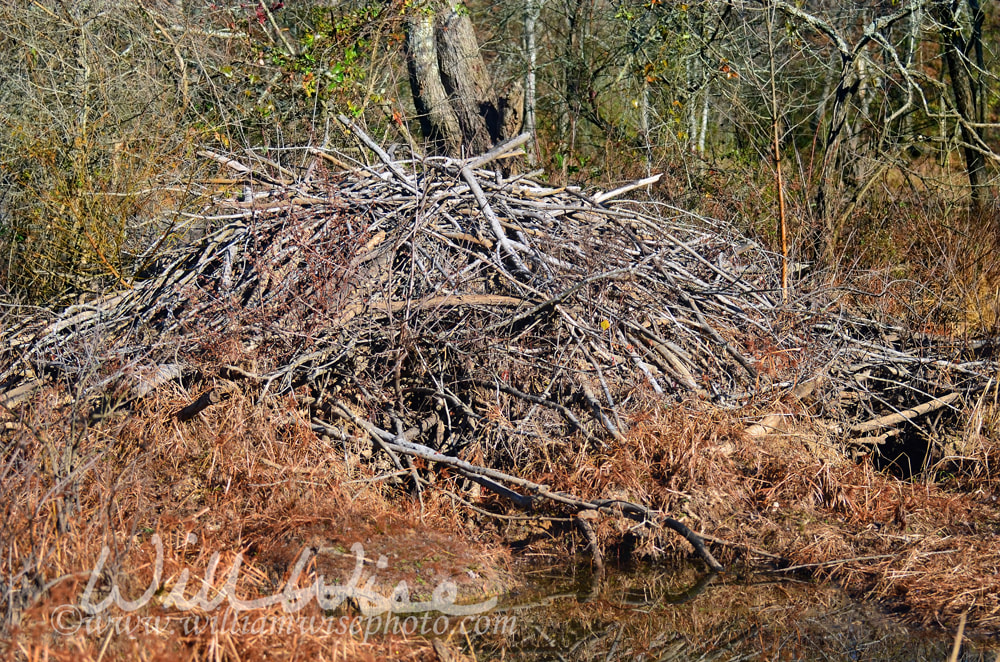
[336,115,420,194]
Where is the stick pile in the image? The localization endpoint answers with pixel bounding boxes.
[2,119,997,566]
[2,121,783,414]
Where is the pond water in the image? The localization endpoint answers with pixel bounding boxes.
[464,559,998,661]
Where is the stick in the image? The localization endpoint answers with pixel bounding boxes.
[459,165,533,276]
[197,149,288,185]
[849,392,961,434]
[133,364,184,399]
[307,147,360,173]
[336,115,420,194]
[175,388,221,421]
[0,378,46,408]
[574,511,606,579]
[592,174,662,204]
[465,132,533,170]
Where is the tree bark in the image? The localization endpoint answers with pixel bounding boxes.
[406,13,462,156]
[406,2,509,158]
[815,59,861,262]
[436,5,501,154]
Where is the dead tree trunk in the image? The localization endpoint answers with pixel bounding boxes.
[435,5,499,154]
[406,3,520,157]
[406,13,463,156]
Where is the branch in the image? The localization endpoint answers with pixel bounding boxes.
[317,406,725,571]
[767,0,850,59]
[849,392,961,435]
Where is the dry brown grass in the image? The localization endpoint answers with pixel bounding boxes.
[626,402,1000,634]
[1,383,509,661]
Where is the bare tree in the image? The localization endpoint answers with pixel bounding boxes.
[524,0,542,163]
[932,0,989,211]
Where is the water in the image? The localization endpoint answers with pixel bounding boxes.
[466,559,998,661]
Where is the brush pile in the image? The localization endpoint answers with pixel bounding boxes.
[2,119,997,565]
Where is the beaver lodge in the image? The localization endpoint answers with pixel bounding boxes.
[2,120,1000,659]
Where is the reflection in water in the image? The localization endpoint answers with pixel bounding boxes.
[470,561,997,661]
